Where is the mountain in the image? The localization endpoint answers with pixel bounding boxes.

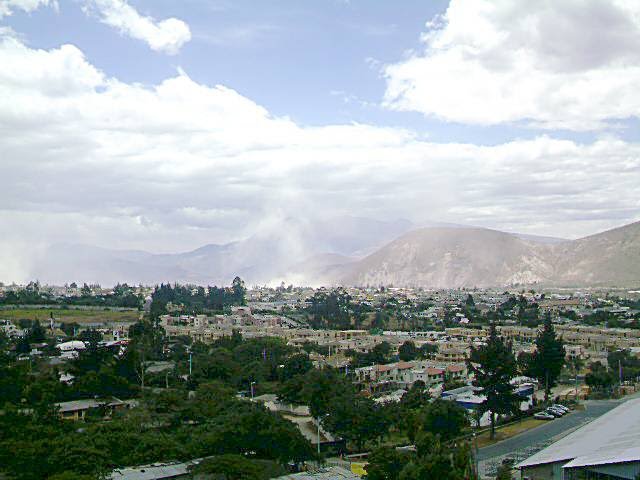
[30,216,412,286]
[29,219,640,288]
[336,221,640,288]
[552,221,640,287]
[337,227,555,288]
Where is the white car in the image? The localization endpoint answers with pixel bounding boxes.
[546,407,564,417]
[534,412,555,420]
[552,404,570,413]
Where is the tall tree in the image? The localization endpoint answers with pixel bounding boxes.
[232,277,247,305]
[415,399,468,442]
[532,314,565,402]
[467,324,519,439]
[398,340,418,361]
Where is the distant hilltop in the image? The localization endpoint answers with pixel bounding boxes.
[28,218,640,289]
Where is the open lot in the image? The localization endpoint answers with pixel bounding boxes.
[0,307,141,324]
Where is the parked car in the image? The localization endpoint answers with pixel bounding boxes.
[546,407,564,417]
[552,404,569,413]
[534,412,555,420]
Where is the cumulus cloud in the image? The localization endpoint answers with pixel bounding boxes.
[0,0,55,17]
[83,0,191,54]
[383,0,640,130]
[0,33,639,282]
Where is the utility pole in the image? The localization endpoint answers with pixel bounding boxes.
[619,359,623,384]
[251,381,256,400]
[317,416,321,456]
[189,351,193,376]
[473,432,479,479]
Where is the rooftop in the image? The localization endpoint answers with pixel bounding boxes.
[517,397,640,470]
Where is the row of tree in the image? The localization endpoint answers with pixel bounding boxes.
[149,277,246,318]
[0,282,143,308]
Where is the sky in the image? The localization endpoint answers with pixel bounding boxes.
[0,0,639,282]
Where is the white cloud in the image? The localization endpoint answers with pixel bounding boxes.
[84,0,191,54]
[0,0,55,18]
[0,33,639,282]
[383,0,640,130]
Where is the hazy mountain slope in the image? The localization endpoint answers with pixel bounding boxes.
[30,220,639,288]
[338,227,555,288]
[30,216,413,286]
[551,221,640,286]
[337,222,640,288]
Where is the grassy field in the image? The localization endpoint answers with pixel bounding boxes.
[0,307,141,324]
[475,418,546,448]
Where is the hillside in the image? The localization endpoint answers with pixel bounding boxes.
[336,222,640,288]
[338,227,555,288]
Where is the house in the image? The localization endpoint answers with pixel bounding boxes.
[56,398,134,420]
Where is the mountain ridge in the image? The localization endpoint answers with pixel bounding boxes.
[30,219,640,288]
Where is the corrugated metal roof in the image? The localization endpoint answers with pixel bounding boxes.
[563,447,640,469]
[517,397,640,469]
[275,466,359,479]
[110,462,191,479]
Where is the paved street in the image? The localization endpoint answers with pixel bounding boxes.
[477,399,623,477]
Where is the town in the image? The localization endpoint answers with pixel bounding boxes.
[1,280,639,479]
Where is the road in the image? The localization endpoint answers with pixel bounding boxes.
[477,399,622,477]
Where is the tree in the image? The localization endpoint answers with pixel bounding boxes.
[415,399,468,442]
[467,324,519,439]
[405,432,476,480]
[80,283,92,297]
[189,454,283,480]
[15,335,31,354]
[531,314,565,402]
[366,447,407,480]
[324,396,388,451]
[585,362,615,393]
[28,320,46,343]
[419,343,438,358]
[495,463,513,480]
[400,381,429,411]
[465,294,475,307]
[370,341,392,364]
[232,277,247,305]
[280,353,313,381]
[607,350,640,383]
[398,341,419,362]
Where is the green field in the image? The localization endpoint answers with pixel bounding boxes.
[0,307,141,324]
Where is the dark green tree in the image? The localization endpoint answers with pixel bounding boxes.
[398,341,419,362]
[531,314,565,402]
[415,399,468,442]
[467,324,519,439]
[189,454,283,479]
[280,353,313,381]
[365,446,407,480]
[232,277,247,305]
[585,362,615,393]
[28,320,46,343]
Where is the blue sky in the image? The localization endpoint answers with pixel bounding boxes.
[0,0,639,281]
[10,0,636,143]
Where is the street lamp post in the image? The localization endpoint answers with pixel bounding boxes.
[317,413,329,457]
[317,416,321,456]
